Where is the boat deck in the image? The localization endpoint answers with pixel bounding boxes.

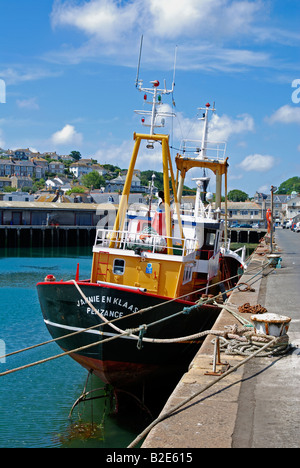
[141,229,300,448]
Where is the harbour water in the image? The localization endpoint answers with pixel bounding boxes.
[0,247,144,448]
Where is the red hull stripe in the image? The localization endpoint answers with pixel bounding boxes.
[36,280,195,305]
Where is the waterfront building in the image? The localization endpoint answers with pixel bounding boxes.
[286,195,300,222]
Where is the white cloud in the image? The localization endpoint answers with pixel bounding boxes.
[17,97,39,110]
[0,129,5,148]
[168,107,254,142]
[209,113,254,141]
[267,105,300,125]
[51,0,138,42]
[148,0,262,40]
[258,184,270,193]
[51,124,83,146]
[49,0,273,71]
[52,0,263,42]
[238,154,275,172]
[0,67,61,85]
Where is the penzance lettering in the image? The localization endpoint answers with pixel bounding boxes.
[76,295,139,317]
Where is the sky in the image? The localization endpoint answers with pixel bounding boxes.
[0,0,300,197]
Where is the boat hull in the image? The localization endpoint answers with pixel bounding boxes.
[37,280,220,389]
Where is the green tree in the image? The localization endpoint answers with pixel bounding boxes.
[277,177,300,194]
[66,186,86,195]
[70,151,81,161]
[228,189,249,202]
[81,171,105,189]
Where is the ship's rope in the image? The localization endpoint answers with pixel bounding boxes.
[0,257,273,365]
[0,256,275,376]
[218,329,290,357]
[0,320,289,378]
[127,335,286,448]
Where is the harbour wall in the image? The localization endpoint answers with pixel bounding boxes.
[0,225,96,248]
[0,201,266,249]
[0,225,266,249]
[229,227,266,243]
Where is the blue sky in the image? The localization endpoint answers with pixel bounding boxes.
[0,0,300,197]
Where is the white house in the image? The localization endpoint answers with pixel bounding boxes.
[46,177,71,193]
[70,162,93,178]
[286,195,300,221]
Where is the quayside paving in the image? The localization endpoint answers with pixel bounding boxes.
[142,229,300,449]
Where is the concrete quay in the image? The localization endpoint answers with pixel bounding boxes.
[142,229,300,449]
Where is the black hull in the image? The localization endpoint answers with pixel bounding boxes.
[37,280,220,390]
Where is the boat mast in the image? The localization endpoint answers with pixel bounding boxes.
[109,73,184,252]
[175,103,229,241]
[177,102,215,203]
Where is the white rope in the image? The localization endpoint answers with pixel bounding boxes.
[72,280,222,345]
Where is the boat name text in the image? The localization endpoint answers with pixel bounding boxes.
[77,295,139,317]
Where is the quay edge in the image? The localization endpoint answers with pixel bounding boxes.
[141,232,300,449]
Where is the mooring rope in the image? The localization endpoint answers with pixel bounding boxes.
[127,335,283,448]
[218,328,290,357]
[0,269,240,362]
[0,256,273,375]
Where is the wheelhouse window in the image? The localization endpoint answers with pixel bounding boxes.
[113,259,125,275]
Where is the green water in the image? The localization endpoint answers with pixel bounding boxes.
[0,247,143,448]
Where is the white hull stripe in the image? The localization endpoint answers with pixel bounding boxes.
[43,319,136,341]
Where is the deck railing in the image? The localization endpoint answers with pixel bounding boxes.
[94,228,198,256]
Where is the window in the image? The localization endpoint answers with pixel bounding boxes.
[206,232,215,246]
[113,259,125,275]
[183,264,193,284]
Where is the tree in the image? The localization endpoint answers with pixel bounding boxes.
[81,171,105,189]
[228,189,249,202]
[277,177,300,194]
[66,186,86,195]
[140,170,164,191]
[70,151,81,161]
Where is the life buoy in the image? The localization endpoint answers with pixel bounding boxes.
[139,226,167,252]
[139,233,149,242]
[266,209,272,233]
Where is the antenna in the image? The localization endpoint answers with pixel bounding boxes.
[172,45,177,92]
[134,40,176,145]
[135,35,143,88]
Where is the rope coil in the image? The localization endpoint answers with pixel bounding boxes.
[216,324,290,357]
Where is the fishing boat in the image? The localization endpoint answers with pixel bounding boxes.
[37,79,245,392]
